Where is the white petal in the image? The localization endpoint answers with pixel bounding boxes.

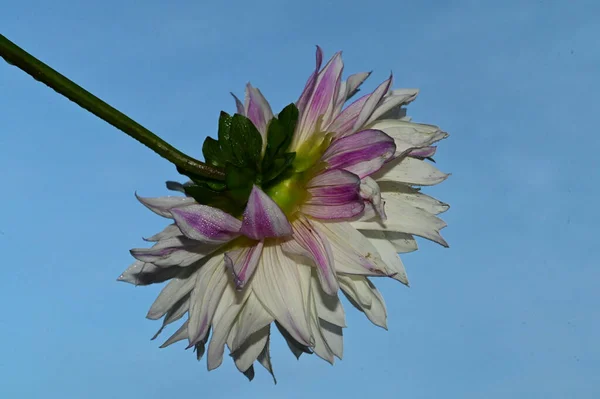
[146,268,198,320]
[339,275,387,329]
[379,181,449,215]
[231,293,274,351]
[188,256,228,345]
[360,230,418,253]
[257,331,277,384]
[135,193,196,218]
[319,319,343,360]
[308,292,335,364]
[159,320,189,348]
[374,156,449,186]
[144,224,182,242]
[253,244,312,347]
[232,325,270,373]
[151,295,190,340]
[352,195,448,247]
[311,270,346,327]
[366,89,419,124]
[364,231,409,285]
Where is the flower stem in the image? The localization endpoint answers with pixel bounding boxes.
[0,34,225,180]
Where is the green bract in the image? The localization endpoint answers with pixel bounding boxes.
[178,104,299,216]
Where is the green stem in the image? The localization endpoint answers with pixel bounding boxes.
[0,34,224,180]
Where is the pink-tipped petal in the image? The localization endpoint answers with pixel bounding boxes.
[170,204,242,243]
[240,185,292,240]
[291,217,338,296]
[322,129,396,178]
[409,146,437,158]
[224,241,264,290]
[244,83,274,137]
[296,46,324,114]
[231,92,245,115]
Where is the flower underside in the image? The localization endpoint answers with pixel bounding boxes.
[119,46,450,382]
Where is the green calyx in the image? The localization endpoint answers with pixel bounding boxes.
[178,103,311,216]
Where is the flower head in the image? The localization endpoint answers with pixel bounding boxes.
[119,46,449,381]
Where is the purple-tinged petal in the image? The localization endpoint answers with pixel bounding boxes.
[296,46,324,114]
[306,168,361,205]
[322,129,396,178]
[293,52,344,149]
[307,168,360,188]
[135,193,196,218]
[353,74,393,131]
[409,146,437,158]
[291,217,338,295]
[143,223,181,242]
[224,240,264,290]
[244,83,274,137]
[130,237,218,267]
[170,204,241,244]
[301,201,364,220]
[231,92,245,115]
[366,88,419,124]
[359,177,386,220]
[188,256,228,346]
[240,185,292,240]
[327,94,368,137]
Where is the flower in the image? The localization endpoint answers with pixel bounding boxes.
[118,46,449,382]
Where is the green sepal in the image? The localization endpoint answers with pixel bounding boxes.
[225,163,256,205]
[262,103,298,171]
[218,111,234,161]
[261,152,296,184]
[229,113,263,168]
[202,137,226,167]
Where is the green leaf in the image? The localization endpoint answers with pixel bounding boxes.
[229,114,263,168]
[202,137,226,167]
[262,152,296,184]
[218,111,234,161]
[225,163,257,205]
[262,103,298,171]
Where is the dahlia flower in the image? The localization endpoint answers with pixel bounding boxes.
[119,47,449,382]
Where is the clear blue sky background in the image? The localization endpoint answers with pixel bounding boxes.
[1,0,598,398]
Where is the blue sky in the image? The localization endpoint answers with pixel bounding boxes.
[1,0,598,398]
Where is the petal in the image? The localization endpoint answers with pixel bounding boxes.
[311,270,346,327]
[244,83,274,138]
[171,204,242,243]
[143,223,182,242]
[322,129,396,178]
[159,320,189,348]
[130,237,218,267]
[366,88,419,124]
[308,292,335,364]
[275,321,313,359]
[363,230,409,285]
[146,267,198,320]
[257,331,277,384]
[187,256,228,345]
[352,195,448,247]
[367,119,448,156]
[253,244,312,347]
[313,220,390,277]
[207,285,247,371]
[345,72,371,101]
[117,261,180,286]
[232,325,270,374]
[306,170,361,206]
[296,46,324,115]
[374,156,450,186]
[339,276,387,329]
[291,217,338,296]
[306,168,360,189]
[151,295,190,340]
[379,181,449,215]
[293,52,344,150]
[135,193,196,218]
[320,320,343,360]
[409,146,437,158]
[240,186,292,240]
[360,230,418,253]
[327,94,369,137]
[224,241,264,290]
[353,75,393,131]
[231,92,245,115]
[230,292,274,351]
[300,201,364,220]
[359,177,386,220]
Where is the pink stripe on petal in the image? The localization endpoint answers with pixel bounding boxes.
[409,146,437,158]
[327,94,368,137]
[224,241,264,290]
[244,84,273,136]
[241,186,293,240]
[296,46,324,114]
[322,129,396,178]
[353,74,393,131]
[292,217,338,295]
[301,201,364,220]
[307,184,360,200]
[307,169,360,188]
[171,205,242,243]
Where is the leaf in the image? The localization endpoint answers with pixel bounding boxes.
[225,163,256,205]
[218,111,234,161]
[262,152,296,184]
[262,104,299,171]
[202,137,226,167]
[229,114,263,168]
